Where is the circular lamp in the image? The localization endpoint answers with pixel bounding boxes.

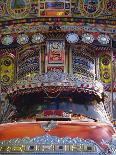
[32,34,45,43]
[97,34,110,45]
[82,33,94,44]
[66,33,79,43]
[17,34,29,45]
[1,35,13,45]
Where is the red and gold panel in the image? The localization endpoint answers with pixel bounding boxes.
[46,40,65,72]
[47,41,65,64]
[0,54,15,85]
[47,66,64,72]
[48,51,65,64]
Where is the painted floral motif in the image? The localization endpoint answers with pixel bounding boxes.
[80,0,104,17]
[6,0,31,19]
[84,0,101,13]
[106,0,116,13]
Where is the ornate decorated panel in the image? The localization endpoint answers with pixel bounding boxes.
[17,45,41,79]
[39,0,71,17]
[105,0,116,17]
[0,0,116,22]
[46,40,65,72]
[73,0,105,18]
[99,53,112,84]
[0,54,15,85]
[72,45,95,79]
[0,22,116,37]
[6,0,31,19]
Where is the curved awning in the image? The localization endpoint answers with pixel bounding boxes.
[7,71,103,98]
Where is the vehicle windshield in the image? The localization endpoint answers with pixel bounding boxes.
[15,93,109,123]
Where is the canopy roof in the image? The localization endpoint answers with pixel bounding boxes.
[7,71,103,99]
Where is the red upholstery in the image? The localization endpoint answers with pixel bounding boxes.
[54,110,64,116]
[43,110,64,116]
[43,110,53,116]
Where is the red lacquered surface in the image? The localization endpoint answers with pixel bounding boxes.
[0,121,115,150]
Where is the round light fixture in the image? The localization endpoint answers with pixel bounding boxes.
[1,35,13,45]
[66,33,79,43]
[97,34,110,44]
[32,34,45,43]
[82,33,94,44]
[17,34,29,45]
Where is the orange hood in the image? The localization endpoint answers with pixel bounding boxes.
[0,121,115,150]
